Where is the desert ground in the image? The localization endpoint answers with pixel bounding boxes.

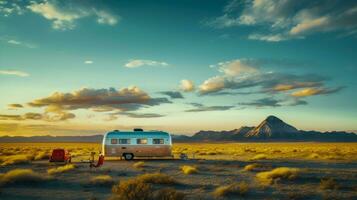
[0,142,356,200]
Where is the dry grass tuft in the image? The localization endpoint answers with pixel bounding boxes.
[34,151,49,160]
[133,161,145,169]
[251,154,268,160]
[243,163,262,171]
[0,169,50,186]
[0,155,33,166]
[89,175,114,186]
[181,165,198,175]
[111,178,152,200]
[154,188,185,200]
[256,167,300,185]
[213,182,249,197]
[136,173,176,185]
[47,164,76,175]
[320,178,339,190]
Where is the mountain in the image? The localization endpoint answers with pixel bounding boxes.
[1,116,356,142]
[245,115,299,138]
[189,115,357,142]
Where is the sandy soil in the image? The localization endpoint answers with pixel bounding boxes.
[0,156,356,200]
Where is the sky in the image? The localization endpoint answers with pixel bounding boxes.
[0,0,357,136]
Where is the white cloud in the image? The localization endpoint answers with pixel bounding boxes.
[26,1,119,31]
[125,59,169,68]
[95,10,119,25]
[84,60,93,64]
[217,59,258,76]
[180,80,195,92]
[4,38,37,48]
[7,40,21,45]
[0,1,24,17]
[248,33,288,42]
[209,0,357,41]
[199,76,226,94]
[0,70,29,77]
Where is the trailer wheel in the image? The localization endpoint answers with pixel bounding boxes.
[123,153,134,160]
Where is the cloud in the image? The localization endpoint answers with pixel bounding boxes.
[125,59,169,68]
[185,103,234,112]
[180,79,195,92]
[239,97,282,108]
[248,34,289,42]
[291,87,344,97]
[216,59,259,76]
[26,0,119,30]
[7,40,21,45]
[0,70,29,77]
[28,86,171,113]
[0,1,24,17]
[159,91,184,99]
[0,114,23,121]
[0,36,37,48]
[119,112,165,118]
[84,60,93,64]
[208,0,357,41]
[0,112,75,121]
[198,59,328,95]
[7,104,23,109]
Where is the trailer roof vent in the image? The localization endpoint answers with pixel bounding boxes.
[134,128,143,132]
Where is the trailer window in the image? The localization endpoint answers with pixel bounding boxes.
[111,139,118,144]
[153,139,164,144]
[119,139,130,144]
[137,138,147,144]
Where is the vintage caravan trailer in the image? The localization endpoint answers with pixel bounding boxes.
[102,129,172,160]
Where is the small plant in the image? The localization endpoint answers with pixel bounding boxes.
[213,182,249,197]
[133,161,145,168]
[0,169,50,186]
[136,173,176,185]
[111,178,153,200]
[0,155,33,166]
[89,175,114,186]
[251,154,267,160]
[320,178,339,190]
[256,167,299,185]
[243,163,262,171]
[181,165,198,175]
[47,164,76,175]
[154,188,185,200]
[34,151,49,160]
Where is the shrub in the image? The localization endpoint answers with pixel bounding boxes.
[320,178,339,190]
[111,178,153,200]
[34,152,49,160]
[0,155,33,166]
[213,182,249,197]
[308,153,320,159]
[0,169,50,186]
[243,163,262,171]
[89,175,114,186]
[256,167,299,185]
[136,173,176,185]
[133,161,145,169]
[154,188,185,200]
[181,165,198,175]
[251,154,267,160]
[47,164,76,175]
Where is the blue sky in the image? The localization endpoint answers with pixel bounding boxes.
[0,0,356,136]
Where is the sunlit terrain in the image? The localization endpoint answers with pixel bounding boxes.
[0,142,356,199]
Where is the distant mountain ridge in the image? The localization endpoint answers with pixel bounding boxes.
[1,116,356,142]
[188,115,357,142]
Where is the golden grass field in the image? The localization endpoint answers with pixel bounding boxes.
[0,142,356,199]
